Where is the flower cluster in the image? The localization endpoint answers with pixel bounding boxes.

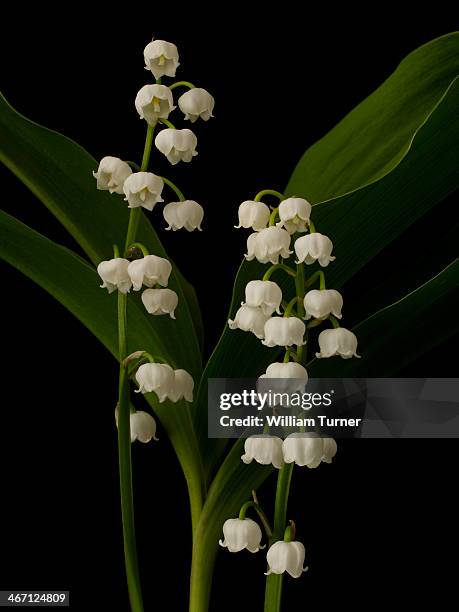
[222,190,361,578]
[94,38,210,443]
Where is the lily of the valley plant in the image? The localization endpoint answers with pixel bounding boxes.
[2,30,457,612]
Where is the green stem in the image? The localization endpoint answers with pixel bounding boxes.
[308,219,316,233]
[169,80,196,90]
[269,207,279,226]
[295,263,305,319]
[264,464,294,612]
[159,118,176,129]
[283,296,299,317]
[126,242,150,257]
[161,176,186,202]
[238,501,273,539]
[304,270,326,291]
[329,314,341,328]
[263,263,296,281]
[124,124,155,253]
[117,291,144,612]
[254,189,285,202]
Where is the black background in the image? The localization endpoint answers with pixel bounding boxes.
[0,7,457,611]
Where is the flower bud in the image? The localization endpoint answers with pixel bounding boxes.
[316,327,360,359]
[143,39,179,80]
[235,200,270,231]
[135,84,175,126]
[219,518,264,553]
[155,128,197,165]
[303,289,343,320]
[169,369,194,403]
[262,317,305,347]
[97,258,132,294]
[245,227,292,264]
[282,433,337,468]
[178,88,215,122]
[228,305,270,339]
[135,363,175,401]
[265,541,307,578]
[277,197,312,234]
[241,434,284,469]
[163,200,204,231]
[123,172,164,211]
[127,255,172,291]
[141,288,178,318]
[93,157,132,194]
[242,280,282,316]
[294,233,335,267]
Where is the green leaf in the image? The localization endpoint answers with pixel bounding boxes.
[287,32,459,201]
[0,91,204,360]
[308,259,459,377]
[0,210,204,528]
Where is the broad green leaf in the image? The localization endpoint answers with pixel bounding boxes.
[0,92,203,359]
[0,210,204,526]
[287,32,459,201]
[195,74,459,479]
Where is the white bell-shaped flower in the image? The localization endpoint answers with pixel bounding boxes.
[277,197,312,234]
[262,317,305,347]
[141,288,178,318]
[135,363,175,401]
[258,362,308,394]
[265,541,307,578]
[178,88,215,122]
[130,411,158,443]
[143,39,179,80]
[219,518,264,553]
[155,128,198,165]
[303,289,343,320]
[228,305,270,339]
[242,280,282,316]
[97,258,132,294]
[169,369,194,403]
[283,433,337,468]
[163,200,204,231]
[235,201,270,231]
[294,233,335,267]
[93,157,132,194]
[316,327,360,359]
[241,435,284,469]
[127,255,172,291]
[135,84,175,126]
[245,227,292,264]
[123,172,164,211]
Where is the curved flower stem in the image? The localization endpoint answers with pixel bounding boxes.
[239,501,273,539]
[264,463,294,612]
[329,314,341,328]
[161,176,186,202]
[254,189,285,202]
[126,242,150,257]
[269,207,279,226]
[159,118,176,129]
[308,219,316,233]
[283,296,299,317]
[124,124,155,253]
[169,80,196,90]
[304,269,326,291]
[263,263,296,281]
[117,291,144,612]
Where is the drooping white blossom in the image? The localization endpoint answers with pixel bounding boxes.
[242,280,282,316]
[294,233,335,267]
[169,369,194,403]
[127,255,172,291]
[178,88,215,122]
[93,157,132,194]
[303,289,343,320]
[282,433,337,468]
[144,39,179,80]
[135,84,175,126]
[316,328,360,359]
[135,363,175,401]
[97,258,132,294]
[265,541,307,578]
[235,201,270,231]
[155,128,198,165]
[277,197,312,234]
[262,317,305,347]
[219,518,264,553]
[123,172,164,211]
[141,288,178,318]
[241,435,284,469]
[258,362,308,393]
[163,200,204,231]
[228,305,270,339]
[245,227,292,264]
[115,407,158,443]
